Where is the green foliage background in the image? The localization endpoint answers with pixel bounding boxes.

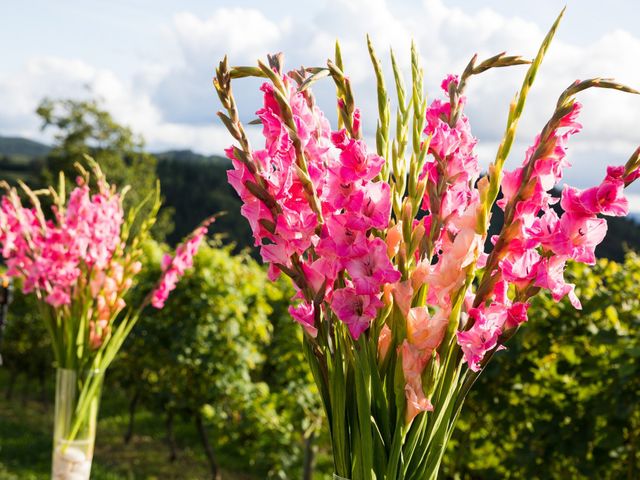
[0,97,638,478]
[114,239,299,478]
[443,254,640,479]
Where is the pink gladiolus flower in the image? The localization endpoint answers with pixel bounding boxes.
[335,137,385,182]
[457,306,506,372]
[151,218,214,309]
[46,287,71,308]
[317,215,369,260]
[406,307,448,355]
[441,74,459,93]
[345,238,401,294]
[593,177,629,216]
[562,176,629,218]
[405,383,433,424]
[401,340,434,423]
[534,256,581,309]
[544,212,607,265]
[331,287,383,339]
[392,280,413,318]
[289,301,317,337]
[505,302,530,330]
[500,249,541,289]
[150,268,177,308]
[345,181,392,231]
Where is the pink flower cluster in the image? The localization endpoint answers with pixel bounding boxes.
[421,76,480,218]
[457,101,637,371]
[421,76,484,301]
[227,74,399,339]
[0,179,123,307]
[457,282,528,371]
[150,217,214,309]
[1,170,214,350]
[224,65,640,421]
[397,76,485,417]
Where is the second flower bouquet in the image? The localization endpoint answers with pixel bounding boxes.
[0,159,213,480]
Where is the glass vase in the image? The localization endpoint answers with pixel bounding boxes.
[51,368,103,480]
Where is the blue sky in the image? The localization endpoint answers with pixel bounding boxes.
[1,0,639,205]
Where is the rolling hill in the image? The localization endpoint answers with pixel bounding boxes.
[0,136,50,157]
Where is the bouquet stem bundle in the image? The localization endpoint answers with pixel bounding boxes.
[214,10,639,478]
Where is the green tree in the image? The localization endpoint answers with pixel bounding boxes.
[444,254,640,479]
[36,97,172,239]
[155,155,253,251]
[116,240,277,479]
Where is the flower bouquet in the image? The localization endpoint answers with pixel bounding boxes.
[0,160,212,479]
[214,8,639,479]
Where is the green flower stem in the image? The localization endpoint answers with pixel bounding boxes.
[367,35,391,169]
[329,326,350,477]
[411,360,461,479]
[65,371,102,443]
[401,411,428,476]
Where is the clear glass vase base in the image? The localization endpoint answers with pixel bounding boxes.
[51,368,102,480]
[52,438,93,480]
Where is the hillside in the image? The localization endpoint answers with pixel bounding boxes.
[0,136,229,168]
[155,149,228,165]
[0,136,50,157]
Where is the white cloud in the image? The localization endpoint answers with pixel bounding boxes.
[0,57,108,138]
[173,9,284,62]
[0,55,229,153]
[0,0,637,195]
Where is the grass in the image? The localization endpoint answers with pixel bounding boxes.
[0,371,257,480]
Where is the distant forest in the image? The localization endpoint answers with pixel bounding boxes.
[1,134,639,262]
